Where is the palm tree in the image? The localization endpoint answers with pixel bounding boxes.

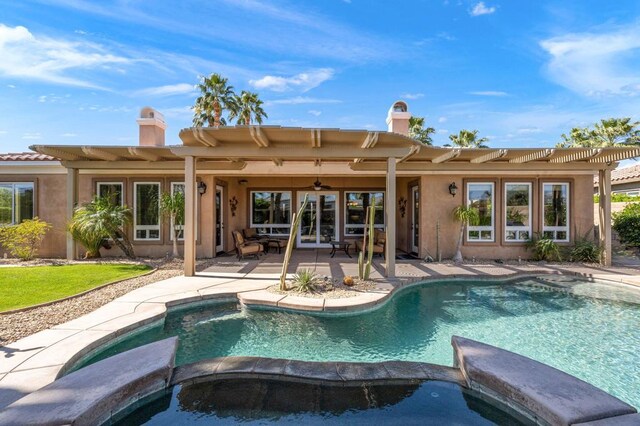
[68,196,135,259]
[448,129,489,148]
[408,116,435,145]
[160,190,185,258]
[192,73,237,127]
[452,205,480,263]
[229,90,268,125]
[557,118,640,148]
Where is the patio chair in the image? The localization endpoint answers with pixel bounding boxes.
[355,229,386,259]
[243,228,269,244]
[232,230,263,260]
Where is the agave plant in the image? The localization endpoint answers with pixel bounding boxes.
[68,196,135,259]
[292,268,320,293]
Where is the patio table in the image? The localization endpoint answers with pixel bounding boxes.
[329,241,352,258]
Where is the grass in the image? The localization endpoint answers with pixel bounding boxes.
[0,264,152,312]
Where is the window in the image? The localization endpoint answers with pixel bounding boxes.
[504,183,531,242]
[345,192,384,236]
[170,182,185,241]
[97,182,124,206]
[134,182,160,240]
[467,182,494,242]
[0,182,34,225]
[250,191,291,235]
[543,183,569,242]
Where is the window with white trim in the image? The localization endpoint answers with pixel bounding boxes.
[134,182,160,240]
[170,182,185,241]
[467,182,494,242]
[504,183,531,242]
[344,191,384,236]
[542,183,569,242]
[250,191,291,235]
[0,182,34,225]
[97,182,124,206]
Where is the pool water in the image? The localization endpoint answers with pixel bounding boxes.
[116,379,531,425]
[77,277,640,409]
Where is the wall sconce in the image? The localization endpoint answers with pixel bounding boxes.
[238,179,248,186]
[448,182,458,197]
[398,197,407,218]
[197,181,207,196]
[229,196,238,217]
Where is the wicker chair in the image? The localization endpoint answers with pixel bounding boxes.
[355,229,386,258]
[232,230,263,260]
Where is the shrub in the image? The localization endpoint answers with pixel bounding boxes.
[526,233,562,261]
[594,193,640,203]
[613,202,640,247]
[292,268,320,293]
[569,229,602,263]
[0,217,52,260]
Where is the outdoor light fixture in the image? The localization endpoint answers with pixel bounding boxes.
[197,181,207,196]
[313,179,323,191]
[448,182,458,197]
[238,179,248,186]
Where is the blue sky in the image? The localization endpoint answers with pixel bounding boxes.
[2,0,640,152]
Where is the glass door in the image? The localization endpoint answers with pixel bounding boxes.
[411,185,419,254]
[215,185,224,253]
[297,192,338,247]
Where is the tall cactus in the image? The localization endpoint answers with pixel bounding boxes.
[280,193,309,290]
[358,201,376,280]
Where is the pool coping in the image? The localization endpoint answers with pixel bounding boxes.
[1,268,640,410]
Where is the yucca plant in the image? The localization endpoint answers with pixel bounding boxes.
[292,268,320,293]
[452,205,480,263]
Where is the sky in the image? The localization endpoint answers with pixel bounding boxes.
[2,0,640,152]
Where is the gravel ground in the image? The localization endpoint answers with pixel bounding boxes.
[0,258,218,346]
[268,276,377,299]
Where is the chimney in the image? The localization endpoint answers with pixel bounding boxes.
[386,101,411,136]
[137,107,166,146]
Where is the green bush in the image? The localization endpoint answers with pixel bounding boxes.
[292,268,320,293]
[0,218,52,260]
[526,233,562,261]
[569,230,602,263]
[594,193,640,203]
[613,202,640,246]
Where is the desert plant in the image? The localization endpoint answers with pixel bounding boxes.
[192,73,237,127]
[452,205,480,263]
[69,196,135,259]
[358,203,377,280]
[613,202,640,247]
[160,190,185,258]
[526,233,562,261]
[280,193,309,290]
[0,217,51,260]
[343,276,354,286]
[569,230,602,263]
[292,268,320,293]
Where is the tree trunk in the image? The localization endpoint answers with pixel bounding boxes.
[453,223,464,263]
[214,101,221,127]
[171,216,179,258]
[107,227,136,259]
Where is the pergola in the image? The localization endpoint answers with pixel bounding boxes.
[31,126,640,277]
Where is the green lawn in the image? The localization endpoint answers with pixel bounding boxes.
[0,264,152,312]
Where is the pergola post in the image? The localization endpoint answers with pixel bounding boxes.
[184,156,197,276]
[66,167,78,260]
[385,157,396,277]
[598,168,612,266]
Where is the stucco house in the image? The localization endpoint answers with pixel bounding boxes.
[594,163,640,196]
[0,102,636,276]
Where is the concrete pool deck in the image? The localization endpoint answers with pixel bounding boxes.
[1,252,640,410]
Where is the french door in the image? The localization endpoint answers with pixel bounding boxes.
[296,191,339,248]
[215,185,224,253]
[411,185,419,254]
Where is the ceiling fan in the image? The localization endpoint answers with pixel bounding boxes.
[302,177,332,191]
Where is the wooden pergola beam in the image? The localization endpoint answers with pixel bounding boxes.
[509,149,554,163]
[31,146,86,161]
[549,148,601,163]
[470,149,507,164]
[193,128,220,147]
[360,132,379,149]
[431,149,461,163]
[272,158,283,166]
[249,126,270,147]
[127,147,162,162]
[589,148,640,163]
[311,129,321,148]
[172,146,414,159]
[397,145,421,163]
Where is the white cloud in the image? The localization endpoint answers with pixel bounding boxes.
[516,127,543,134]
[308,110,322,116]
[133,83,195,97]
[438,116,447,123]
[401,93,424,100]
[61,132,77,137]
[22,132,41,140]
[268,96,342,105]
[540,24,640,97]
[468,91,509,96]
[470,2,496,16]
[7,84,15,88]
[0,24,130,89]
[0,130,7,135]
[250,68,334,92]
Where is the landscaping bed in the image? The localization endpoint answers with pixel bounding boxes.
[268,276,377,299]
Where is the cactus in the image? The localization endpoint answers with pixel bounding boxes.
[280,193,309,290]
[357,251,364,278]
[358,201,377,281]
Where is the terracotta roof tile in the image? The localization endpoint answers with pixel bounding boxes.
[595,164,640,185]
[0,152,57,161]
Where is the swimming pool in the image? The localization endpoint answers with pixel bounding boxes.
[74,276,640,409]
